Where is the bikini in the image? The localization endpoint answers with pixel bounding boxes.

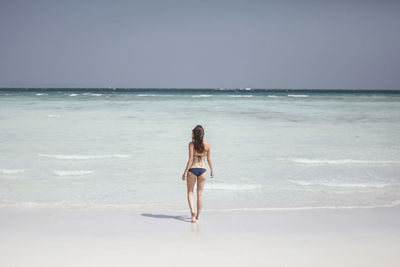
[188,153,207,177]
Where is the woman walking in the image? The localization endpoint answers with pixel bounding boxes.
[182,125,214,223]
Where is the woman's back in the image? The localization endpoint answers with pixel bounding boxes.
[190,141,209,168]
[183,125,214,222]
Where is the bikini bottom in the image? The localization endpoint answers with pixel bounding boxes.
[188,168,207,177]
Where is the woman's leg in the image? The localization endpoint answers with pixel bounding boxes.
[196,172,207,220]
[186,171,197,222]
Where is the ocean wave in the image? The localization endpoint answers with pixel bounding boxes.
[192,95,212,97]
[90,93,102,96]
[135,94,175,97]
[52,170,95,176]
[38,153,131,160]
[289,180,396,188]
[206,183,261,190]
[287,158,399,164]
[288,94,309,97]
[35,93,47,96]
[68,94,79,96]
[228,95,253,98]
[0,169,26,175]
[267,95,279,98]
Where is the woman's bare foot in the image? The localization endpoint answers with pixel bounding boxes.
[191,211,197,223]
[196,214,200,221]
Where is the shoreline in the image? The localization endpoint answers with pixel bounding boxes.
[1,199,400,212]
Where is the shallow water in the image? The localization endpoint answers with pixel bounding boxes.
[1,89,400,211]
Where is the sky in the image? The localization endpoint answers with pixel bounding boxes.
[0,0,399,89]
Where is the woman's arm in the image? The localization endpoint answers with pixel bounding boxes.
[182,142,194,181]
[207,144,214,178]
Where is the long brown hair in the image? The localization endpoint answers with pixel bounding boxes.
[192,125,205,153]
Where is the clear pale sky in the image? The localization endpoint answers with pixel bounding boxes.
[0,0,399,89]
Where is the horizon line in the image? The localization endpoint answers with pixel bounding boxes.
[1,87,400,91]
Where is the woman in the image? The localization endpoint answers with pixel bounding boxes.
[182,125,214,223]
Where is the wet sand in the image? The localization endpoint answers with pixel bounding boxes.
[1,206,399,267]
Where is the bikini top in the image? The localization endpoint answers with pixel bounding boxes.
[193,153,207,161]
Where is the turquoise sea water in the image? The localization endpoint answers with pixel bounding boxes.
[1,89,400,211]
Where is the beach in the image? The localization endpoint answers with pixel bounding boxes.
[1,206,399,267]
[1,89,400,266]
[2,0,400,265]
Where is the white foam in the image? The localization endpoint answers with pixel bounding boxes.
[52,170,95,176]
[267,95,279,98]
[228,95,253,98]
[90,93,102,96]
[35,93,47,96]
[290,180,395,188]
[0,169,26,174]
[192,95,212,98]
[38,153,131,160]
[203,200,400,212]
[135,94,174,97]
[206,183,261,190]
[288,158,399,164]
[68,94,78,96]
[0,200,183,211]
[1,199,399,212]
[288,94,308,97]
[47,114,61,118]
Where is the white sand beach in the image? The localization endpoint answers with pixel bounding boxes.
[1,206,399,267]
[2,0,400,265]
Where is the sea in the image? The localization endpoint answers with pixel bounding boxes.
[1,88,399,212]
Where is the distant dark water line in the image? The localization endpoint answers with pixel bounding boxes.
[1,88,400,95]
